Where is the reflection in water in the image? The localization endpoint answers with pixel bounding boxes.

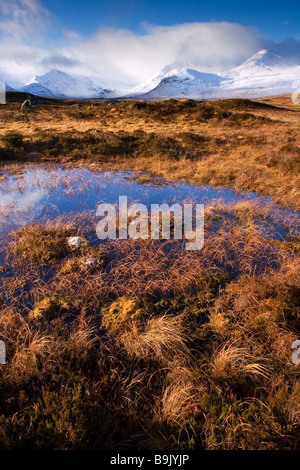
[0,164,298,239]
[0,188,47,229]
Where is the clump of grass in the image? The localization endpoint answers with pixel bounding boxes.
[155,366,203,433]
[211,342,269,383]
[119,315,190,364]
[29,296,74,321]
[102,297,144,334]
[7,220,80,265]
[0,95,300,450]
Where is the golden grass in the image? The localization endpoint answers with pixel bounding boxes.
[1,95,299,209]
[0,95,299,449]
[119,315,190,364]
[211,342,270,381]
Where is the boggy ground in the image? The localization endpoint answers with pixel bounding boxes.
[0,94,299,450]
[0,93,299,209]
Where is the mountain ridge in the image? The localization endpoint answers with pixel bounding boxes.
[3,50,300,100]
[20,69,114,99]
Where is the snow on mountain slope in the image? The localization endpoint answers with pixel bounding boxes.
[5,83,15,91]
[0,77,13,92]
[3,49,300,100]
[130,68,227,99]
[132,50,300,100]
[0,71,22,93]
[227,50,287,77]
[130,65,177,95]
[218,50,300,98]
[20,69,113,99]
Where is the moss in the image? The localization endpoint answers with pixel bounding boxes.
[101,297,143,334]
[29,297,58,320]
[200,392,223,417]
[29,297,74,320]
[209,313,230,335]
[57,251,110,276]
[8,223,75,265]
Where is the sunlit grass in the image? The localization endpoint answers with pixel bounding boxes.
[0,95,299,450]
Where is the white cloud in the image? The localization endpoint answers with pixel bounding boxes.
[67,22,266,87]
[0,0,52,41]
[0,1,299,88]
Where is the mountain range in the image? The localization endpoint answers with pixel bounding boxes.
[1,50,300,100]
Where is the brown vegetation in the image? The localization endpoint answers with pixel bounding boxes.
[0,94,299,209]
[0,94,299,450]
[0,198,299,449]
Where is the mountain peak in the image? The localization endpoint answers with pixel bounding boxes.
[5,49,300,100]
[251,49,272,58]
[240,49,285,68]
[22,69,112,99]
[130,67,225,99]
[26,69,73,86]
[44,69,70,78]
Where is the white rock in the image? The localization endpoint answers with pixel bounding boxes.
[81,256,98,268]
[67,236,88,250]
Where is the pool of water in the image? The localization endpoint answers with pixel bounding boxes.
[0,164,298,239]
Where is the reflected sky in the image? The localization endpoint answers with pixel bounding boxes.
[0,164,297,239]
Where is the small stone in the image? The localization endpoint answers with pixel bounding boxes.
[80,254,109,270]
[66,236,89,251]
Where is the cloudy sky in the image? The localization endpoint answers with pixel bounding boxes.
[0,0,300,87]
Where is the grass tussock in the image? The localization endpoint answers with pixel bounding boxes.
[119,315,189,363]
[0,94,299,449]
[6,215,93,266]
[0,202,299,449]
[8,223,74,265]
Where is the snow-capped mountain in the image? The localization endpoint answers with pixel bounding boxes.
[19,69,113,99]
[130,68,227,99]
[130,50,300,100]
[228,49,288,76]
[5,83,14,91]
[218,49,300,98]
[0,77,13,92]
[4,50,300,100]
